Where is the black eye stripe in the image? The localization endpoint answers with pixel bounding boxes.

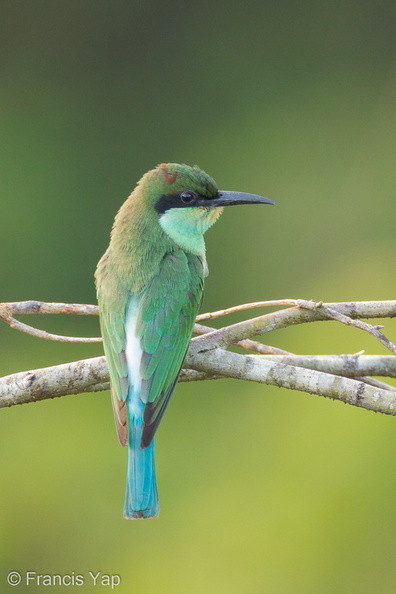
[155,192,199,214]
[155,190,220,214]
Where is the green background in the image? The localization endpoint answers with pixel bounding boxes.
[1,2,396,592]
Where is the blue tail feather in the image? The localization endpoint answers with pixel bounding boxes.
[123,414,159,519]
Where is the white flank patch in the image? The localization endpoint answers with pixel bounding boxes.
[125,299,143,416]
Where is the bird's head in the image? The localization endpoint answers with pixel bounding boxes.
[137,163,274,255]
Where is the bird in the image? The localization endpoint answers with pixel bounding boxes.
[95,163,274,519]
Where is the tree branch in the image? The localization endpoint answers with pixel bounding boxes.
[2,352,396,415]
[0,301,101,342]
[1,299,396,415]
[191,299,396,351]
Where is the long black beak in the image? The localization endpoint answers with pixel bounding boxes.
[209,190,275,207]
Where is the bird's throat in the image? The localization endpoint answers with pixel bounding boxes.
[159,207,223,255]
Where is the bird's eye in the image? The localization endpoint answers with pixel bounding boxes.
[180,191,195,204]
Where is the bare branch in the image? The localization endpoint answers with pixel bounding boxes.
[2,299,396,349]
[299,300,396,355]
[192,300,396,350]
[193,322,291,354]
[1,299,396,416]
[0,357,109,407]
[0,317,102,343]
[2,352,396,417]
[258,354,396,377]
[355,377,396,392]
[0,301,101,342]
[196,299,298,321]
[0,301,99,316]
[186,347,396,416]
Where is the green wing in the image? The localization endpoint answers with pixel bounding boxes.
[136,250,204,448]
[96,252,130,446]
[97,248,204,449]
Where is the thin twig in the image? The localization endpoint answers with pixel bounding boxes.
[196,299,298,321]
[254,354,396,377]
[192,300,396,351]
[298,300,396,355]
[193,322,291,355]
[0,301,99,316]
[355,377,396,392]
[0,300,292,350]
[2,300,396,351]
[0,301,101,342]
[1,318,102,343]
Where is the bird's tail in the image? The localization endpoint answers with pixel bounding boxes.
[124,415,159,519]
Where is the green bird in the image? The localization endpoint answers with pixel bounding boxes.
[95,163,274,519]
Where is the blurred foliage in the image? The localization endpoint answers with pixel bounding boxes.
[1,1,396,592]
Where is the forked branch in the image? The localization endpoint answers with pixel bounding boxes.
[1,299,396,414]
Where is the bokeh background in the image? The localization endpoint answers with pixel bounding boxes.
[1,2,396,592]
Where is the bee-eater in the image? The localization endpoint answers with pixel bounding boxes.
[95,163,274,519]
